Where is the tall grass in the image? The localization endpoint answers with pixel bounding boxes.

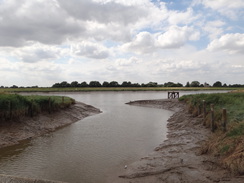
[180,92,244,174]
[0,93,75,122]
[180,92,244,123]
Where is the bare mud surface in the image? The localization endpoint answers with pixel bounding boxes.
[0,102,101,149]
[110,99,244,183]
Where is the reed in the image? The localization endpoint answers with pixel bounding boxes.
[0,93,75,122]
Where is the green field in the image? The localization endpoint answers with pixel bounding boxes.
[0,87,242,93]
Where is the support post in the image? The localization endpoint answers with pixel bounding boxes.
[9,100,12,120]
[62,96,64,104]
[30,99,33,117]
[168,92,179,99]
[222,108,227,132]
[203,100,206,126]
[211,104,215,132]
[48,97,51,114]
[198,104,201,116]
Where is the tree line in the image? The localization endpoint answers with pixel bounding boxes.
[1,81,243,89]
[51,81,244,88]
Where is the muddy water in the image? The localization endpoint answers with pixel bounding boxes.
[0,91,226,183]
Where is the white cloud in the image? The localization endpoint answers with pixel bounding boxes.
[115,57,140,67]
[0,0,169,47]
[122,25,200,54]
[71,41,110,59]
[58,0,147,25]
[0,57,18,72]
[200,0,244,19]
[207,33,244,54]
[122,32,156,54]
[203,20,225,39]
[168,8,198,25]
[157,26,200,48]
[0,0,83,47]
[11,43,63,63]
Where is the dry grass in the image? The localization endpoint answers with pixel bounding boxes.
[181,92,244,175]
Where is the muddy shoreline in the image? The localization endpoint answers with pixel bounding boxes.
[0,102,101,149]
[111,99,244,183]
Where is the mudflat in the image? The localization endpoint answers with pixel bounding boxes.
[110,99,244,183]
[0,102,101,149]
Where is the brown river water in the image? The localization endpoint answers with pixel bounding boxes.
[0,91,226,183]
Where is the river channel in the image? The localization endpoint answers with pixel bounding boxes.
[0,91,225,183]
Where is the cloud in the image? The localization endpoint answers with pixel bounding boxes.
[0,0,168,47]
[0,57,18,72]
[168,8,198,25]
[11,43,63,63]
[71,41,110,59]
[122,26,200,54]
[203,20,225,39]
[58,0,147,25]
[122,32,156,54]
[0,0,83,47]
[157,26,200,48]
[115,57,140,67]
[199,0,244,19]
[207,33,244,54]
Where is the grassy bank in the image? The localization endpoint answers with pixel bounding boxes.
[0,87,242,93]
[0,93,75,122]
[180,92,244,175]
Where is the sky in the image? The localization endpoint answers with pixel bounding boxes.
[0,0,243,87]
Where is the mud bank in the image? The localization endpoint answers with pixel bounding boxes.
[0,102,101,149]
[111,99,244,183]
[0,174,67,183]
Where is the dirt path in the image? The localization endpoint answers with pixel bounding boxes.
[111,99,244,183]
[0,102,101,149]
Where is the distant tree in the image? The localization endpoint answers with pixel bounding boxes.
[131,83,141,87]
[164,82,183,87]
[190,81,200,87]
[204,82,210,87]
[185,82,190,87]
[145,82,158,87]
[80,81,88,87]
[60,81,70,87]
[10,85,18,88]
[52,83,60,87]
[121,81,132,87]
[213,81,222,87]
[109,81,119,87]
[102,81,110,87]
[89,81,101,87]
[229,84,244,87]
[223,83,227,87]
[71,81,79,87]
[164,82,174,87]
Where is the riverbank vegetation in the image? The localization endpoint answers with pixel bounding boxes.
[180,92,244,175]
[1,86,243,93]
[0,93,75,122]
